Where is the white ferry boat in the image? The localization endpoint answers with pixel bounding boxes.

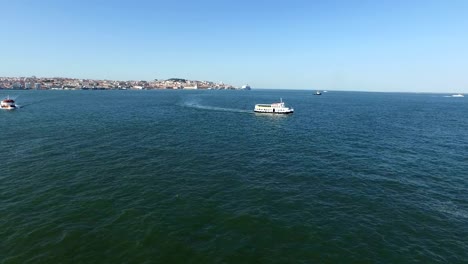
[254,98,294,114]
[1,96,18,110]
[183,84,198,90]
[451,94,464,97]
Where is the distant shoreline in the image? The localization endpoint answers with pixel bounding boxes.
[1,88,465,95]
[0,76,245,90]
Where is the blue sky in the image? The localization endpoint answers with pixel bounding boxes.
[1,0,468,92]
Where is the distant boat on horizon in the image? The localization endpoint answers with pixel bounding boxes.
[314,90,322,95]
[183,84,198,90]
[242,84,251,90]
[451,93,464,97]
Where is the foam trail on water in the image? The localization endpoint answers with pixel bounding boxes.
[180,101,252,114]
[13,97,59,108]
[186,103,252,113]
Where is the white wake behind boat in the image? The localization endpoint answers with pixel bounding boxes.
[254,98,294,114]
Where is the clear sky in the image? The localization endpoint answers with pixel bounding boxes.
[1,0,468,92]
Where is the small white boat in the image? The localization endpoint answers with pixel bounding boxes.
[254,98,294,114]
[451,94,464,97]
[314,90,322,95]
[1,96,18,110]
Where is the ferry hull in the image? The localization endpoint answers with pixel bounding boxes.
[1,103,17,110]
[1,105,17,110]
[254,109,294,114]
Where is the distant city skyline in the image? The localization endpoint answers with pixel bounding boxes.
[0,76,238,90]
[1,0,468,92]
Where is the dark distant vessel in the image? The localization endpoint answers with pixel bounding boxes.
[314,90,322,95]
[242,84,251,90]
[254,98,294,114]
[1,96,17,110]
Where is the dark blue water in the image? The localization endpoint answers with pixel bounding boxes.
[1,90,467,263]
